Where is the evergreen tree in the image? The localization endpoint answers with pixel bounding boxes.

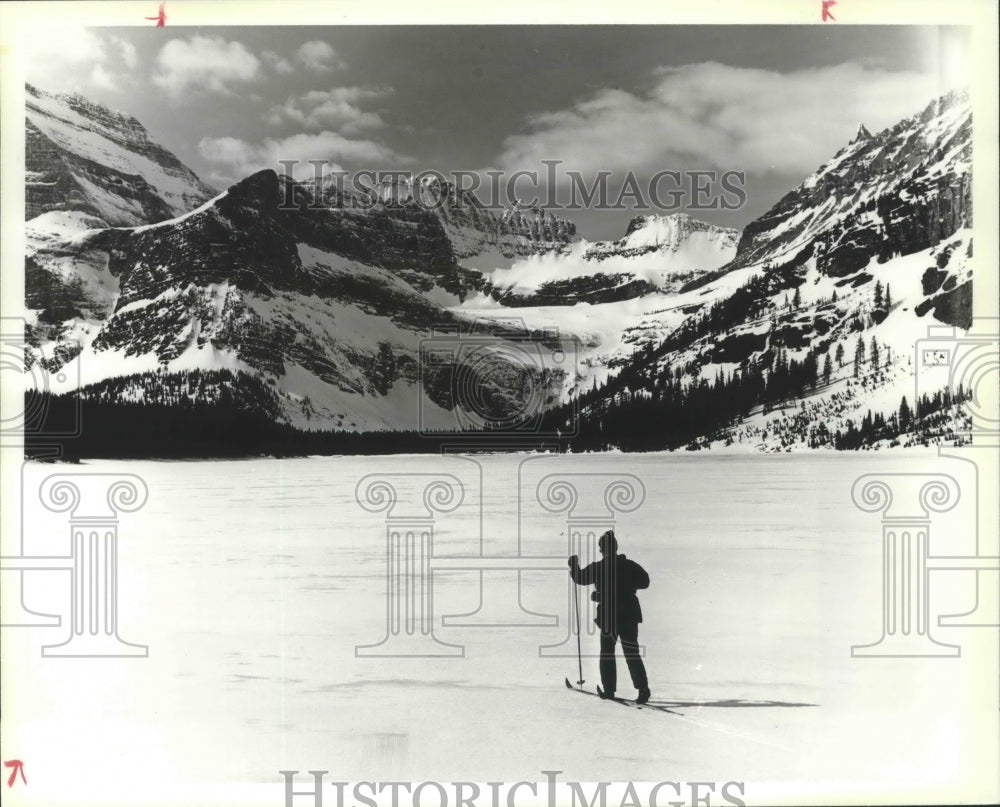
[870,336,880,372]
[874,280,884,309]
[885,283,892,310]
[805,352,819,390]
[832,289,839,304]
[899,396,912,432]
[823,353,832,384]
[835,342,845,367]
[792,287,801,309]
[854,335,866,377]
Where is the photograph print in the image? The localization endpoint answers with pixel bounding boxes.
[2,3,998,807]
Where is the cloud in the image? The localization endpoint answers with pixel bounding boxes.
[152,35,261,101]
[262,50,295,75]
[88,64,119,92]
[198,130,410,186]
[296,41,346,73]
[26,27,105,69]
[267,87,391,135]
[497,61,941,181]
[25,28,127,94]
[111,35,138,70]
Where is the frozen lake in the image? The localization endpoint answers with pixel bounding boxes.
[2,451,997,805]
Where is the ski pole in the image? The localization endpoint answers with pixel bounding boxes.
[573,578,584,687]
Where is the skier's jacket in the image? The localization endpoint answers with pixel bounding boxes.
[571,553,650,631]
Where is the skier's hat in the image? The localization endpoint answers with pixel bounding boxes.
[598,530,618,553]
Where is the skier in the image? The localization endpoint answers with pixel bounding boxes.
[569,530,651,704]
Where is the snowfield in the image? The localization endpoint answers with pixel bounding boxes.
[3,452,996,806]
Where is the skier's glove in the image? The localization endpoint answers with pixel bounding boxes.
[568,554,579,568]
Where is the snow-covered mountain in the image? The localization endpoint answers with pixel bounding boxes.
[587,213,739,266]
[23,85,975,451]
[25,166,573,432]
[483,213,739,306]
[22,85,585,434]
[558,89,974,451]
[732,88,970,276]
[25,83,216,227]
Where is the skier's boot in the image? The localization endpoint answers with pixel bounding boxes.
[599,689,616,700]
[636,688,651,705]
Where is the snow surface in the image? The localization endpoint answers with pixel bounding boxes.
[25,210,109,237]
[25,215,120,321]
[3,452,996,806]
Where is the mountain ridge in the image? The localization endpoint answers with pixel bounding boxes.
[558,89,973,451]
[25,83,216,227]
[482,212,739,306]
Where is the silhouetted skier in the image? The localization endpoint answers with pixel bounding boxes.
[569,530,651,703]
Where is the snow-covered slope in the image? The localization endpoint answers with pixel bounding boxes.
[597,213,738,262]
[25,83,216,227]
[561,89,974,451]
[733,88,970,273]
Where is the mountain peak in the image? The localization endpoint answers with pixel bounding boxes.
[732,88,970,271]
[622,212,738,247]
[26,82,216,226]
[850,123,874,144]
[500,201,577,247]
[625,212,693,236]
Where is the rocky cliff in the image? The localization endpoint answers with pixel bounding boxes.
[25,83,216,226]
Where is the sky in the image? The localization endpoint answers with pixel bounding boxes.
[25,25,971,240]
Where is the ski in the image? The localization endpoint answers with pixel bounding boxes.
[598,686,680,714]
[565,677,614,702]
[597,685,638,707]
[564,678,677,714]
[564,676,625,702]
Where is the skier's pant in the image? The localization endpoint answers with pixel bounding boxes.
[599,622,647,695]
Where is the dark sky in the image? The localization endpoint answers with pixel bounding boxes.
[28,25,970,239]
